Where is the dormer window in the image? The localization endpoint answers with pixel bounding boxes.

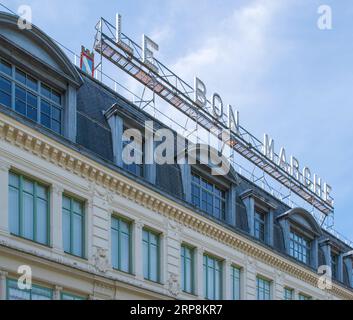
[191,171,226,220]
[0,58,63,134]
[289,229,311,264]
[254,208,266,242]
[331,253,338,279]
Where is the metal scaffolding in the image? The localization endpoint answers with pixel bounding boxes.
[93,17,334,217]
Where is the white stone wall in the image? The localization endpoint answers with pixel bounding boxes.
[0,115,352,300]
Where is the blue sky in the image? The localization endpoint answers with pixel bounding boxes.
[2,0,353,241]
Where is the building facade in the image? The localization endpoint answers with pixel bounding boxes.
[0,12,353,300]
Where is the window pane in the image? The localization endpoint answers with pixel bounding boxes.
[41,100,50,115]
[62,196,70,210]
[31,286,52,300]
[0,90,11,108]
[150,243,158,282]
[63,208,71,253]
[15,97,26,115]
[61,293,85,300]
[7,280,30,300]
[143,240,149,279]
[0,76,11,108]
[23,192,34,240]
[9,186,20,235]
[15,69,26,85]
[73,213,83,257]
[27,76,38,91]
[120,232,130,273]
[36,198,48,245]
[0,59,12,76]
[52,90,61,104]
[41,84,51,99]
[111,228,119,269]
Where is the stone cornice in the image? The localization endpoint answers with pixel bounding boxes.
[0,114,353,300]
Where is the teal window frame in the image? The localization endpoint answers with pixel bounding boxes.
[8,171,50,246]
[256,276,271,300]
[6,279,53,300]
[203,254,222,300]
[61,292,86,300]
[231,265,241,300]
[62,195,85,258]
[181,244,194,295]
[298,293,312,300]
[284,287,294,300]
[142,228,160,283]
[111,215,132,274]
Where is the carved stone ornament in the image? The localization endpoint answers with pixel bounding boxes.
[93,247,109,273]
[167,273,180,297]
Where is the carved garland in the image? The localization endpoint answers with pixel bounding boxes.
[0,117,352,300]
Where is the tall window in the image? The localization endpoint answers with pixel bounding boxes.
[331,253,338,279]
[0,58,62,134]
[254,209,266,242]
[181,245,194,294]
[111,216,131,273]
[256,277,271,300]
[61,292,86,300]
[289,230,311,264]
[231,266,241,300]
[191,173,226,220]
[62,195,85,258]
[203,255,222,300]
[284,287,294,300]
[7,279,52,300]
[8,172,49,245]
[143,229,160,283]
[298,293,312,300]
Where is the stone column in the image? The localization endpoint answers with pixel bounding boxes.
[0,270,8,300]
[343,254,353,287]
[226,185,236,227]
[0,160,10,236]
[180,165,191,203]
[134,220,144,280]
[53,286,63,300]
[107,114,123,167]
[274,271,284,300]
[320,241,331,269]
[52,185,64,253]
[160,233,167,285]
[195,247,204,299]
[267,210,274,247]
[245,257,257,300]
[278,219,290,254]
[242,196,255,236]
[337,253,344,283]
[223,260,232,300]
[311,238,319,270]
[64,84,78,143]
